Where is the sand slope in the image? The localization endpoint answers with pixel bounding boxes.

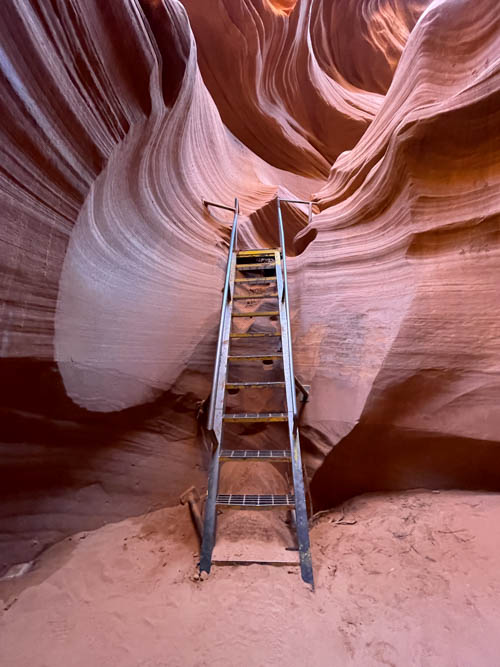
[1,490,499,667]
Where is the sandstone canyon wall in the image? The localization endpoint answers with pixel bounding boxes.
[0,0,499,571]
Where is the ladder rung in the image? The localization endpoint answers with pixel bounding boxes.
[226,381,285,389]
[237,249,279,257]
[220,450,291,462]
[230,332,280,338]
[235,277,277,284]
[232,311,279,318]
[233,293,278,300]
[216,494,295,509]
[236,263,276,271]
[228,354,282,362]
[223,412,288,422]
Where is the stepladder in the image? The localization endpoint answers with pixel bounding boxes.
[199,197,314,588]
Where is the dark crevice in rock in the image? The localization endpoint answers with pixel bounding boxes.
[311,423,500,512]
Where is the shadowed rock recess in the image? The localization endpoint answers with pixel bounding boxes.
[0,0,499,571]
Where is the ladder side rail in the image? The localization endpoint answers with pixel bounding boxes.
[275,252,296,436]
[288,424,314,588]
[203,200,238,213]
[206,197,239,432]
[275,220,314,589]
[279,198,309,205]
[276,198,298,421]
[200,252,237,574]
[277,198,314,589]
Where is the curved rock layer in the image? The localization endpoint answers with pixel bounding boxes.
[184,0,387,175]
[310,0,430,94]
[299,0,500,507]
[0,0,499,568]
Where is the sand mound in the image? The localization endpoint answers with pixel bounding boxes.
[1,490,499,666]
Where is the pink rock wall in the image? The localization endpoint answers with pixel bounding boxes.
[0,0,499,569]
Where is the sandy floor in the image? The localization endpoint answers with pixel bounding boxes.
[1,490,499,667]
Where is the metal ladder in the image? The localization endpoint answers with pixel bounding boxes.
[199,196,314,588]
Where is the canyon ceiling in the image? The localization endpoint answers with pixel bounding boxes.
[0,0,499,570]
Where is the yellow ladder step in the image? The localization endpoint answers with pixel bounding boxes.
[235,277,277,284]
[228,354,282,362]
[237,249,279,257]
[236,263,276,271]
[232,310,279,318]
[233,293,278,300]
[229,332,280,338]
[223,412,288,422]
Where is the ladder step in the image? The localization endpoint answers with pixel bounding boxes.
[233,293,278,300]
[223,412,288,422]
[228,354,282,362]
[230,332,280,338]
[220,449,291,461]
[237,249,279,257]
[235,277,277,284]
[232,311,279,318]
[216,494,295,509]
[236,263,276,271]
[226,381,285,389]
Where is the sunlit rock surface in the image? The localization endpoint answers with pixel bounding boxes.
[0,0,499,569]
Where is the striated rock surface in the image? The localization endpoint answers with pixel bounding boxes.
[303,0,500,507]
[0,0,499,569]
[182,0,388,175]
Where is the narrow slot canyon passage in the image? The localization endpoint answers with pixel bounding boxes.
[0,0,499,665]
